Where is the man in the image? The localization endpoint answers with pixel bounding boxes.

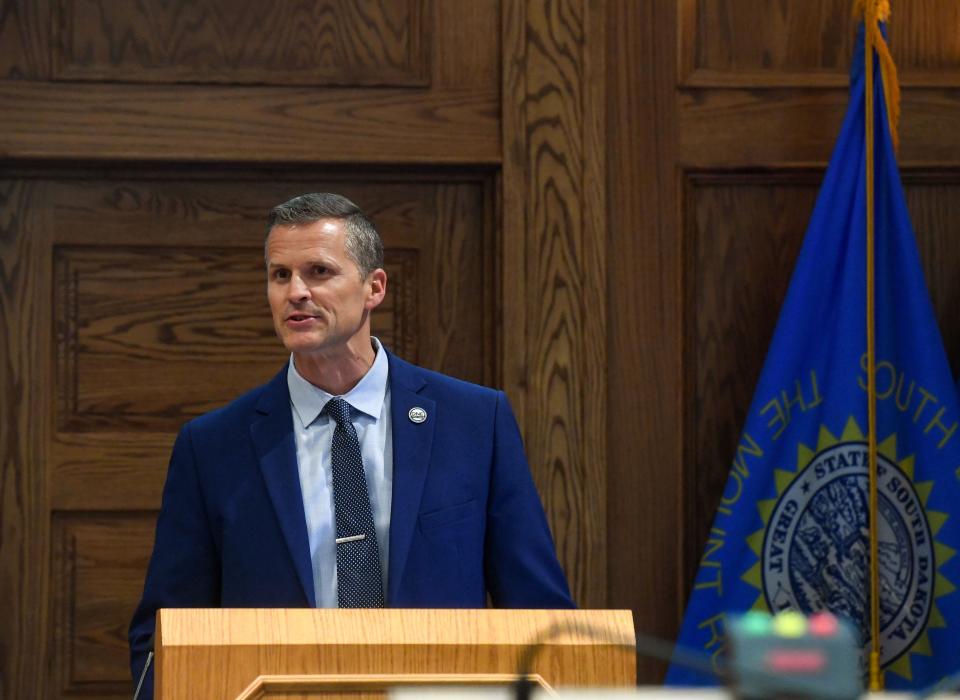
[129,193,573,696]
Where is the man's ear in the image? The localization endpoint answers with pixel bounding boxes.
[365,268,387,310]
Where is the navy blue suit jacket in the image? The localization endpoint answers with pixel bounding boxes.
[129,351,574,695]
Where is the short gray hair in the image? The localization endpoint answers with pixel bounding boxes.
[266,193,384,278]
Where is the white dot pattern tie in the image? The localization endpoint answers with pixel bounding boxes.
[323,397,385,608]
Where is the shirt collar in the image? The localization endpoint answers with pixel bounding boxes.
[287,337,389,428]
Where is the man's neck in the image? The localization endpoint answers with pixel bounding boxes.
[293,338,377,396]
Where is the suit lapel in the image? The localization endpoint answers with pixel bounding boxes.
[386,353,435,603]
[250,368,316,607]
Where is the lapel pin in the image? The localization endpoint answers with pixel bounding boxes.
[408,407,427,424]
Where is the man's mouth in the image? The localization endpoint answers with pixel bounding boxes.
[287,314,316,322]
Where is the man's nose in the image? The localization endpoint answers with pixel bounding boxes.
[287,274,310,302]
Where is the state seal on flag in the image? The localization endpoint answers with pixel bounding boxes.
[742,418,953,680]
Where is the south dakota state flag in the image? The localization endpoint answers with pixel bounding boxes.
[666,21,960,690]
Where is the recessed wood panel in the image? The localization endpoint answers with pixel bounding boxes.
[681,0,960,86]
[53,0,428,86]
[684,170,960,595]
[54,245,299,432]
[685,173,815,594]
[51,512,156,696]
[904,175,960,370]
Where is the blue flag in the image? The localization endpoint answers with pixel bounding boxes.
[667,22,960,690]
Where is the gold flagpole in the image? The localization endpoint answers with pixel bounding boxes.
[863,0,883,691]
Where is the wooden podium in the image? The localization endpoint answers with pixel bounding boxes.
[155,608,636,699]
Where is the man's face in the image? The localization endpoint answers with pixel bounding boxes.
[266,218,385,358]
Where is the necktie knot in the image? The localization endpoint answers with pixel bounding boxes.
[323,397,352,426]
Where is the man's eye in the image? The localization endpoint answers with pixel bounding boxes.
[274,269,290,280]
[313,266,328,275]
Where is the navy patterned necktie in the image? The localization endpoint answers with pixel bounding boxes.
[322,397,384,608]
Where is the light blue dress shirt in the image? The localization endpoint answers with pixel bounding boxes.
[287,338,393,607]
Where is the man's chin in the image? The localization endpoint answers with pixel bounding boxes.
[280,333,329,355]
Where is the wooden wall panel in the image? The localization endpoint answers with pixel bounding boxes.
[51,513,155,697]
[684,173,816,592]
[903,175,960,371]
[0,0,501,165]
[679,89,960,168]
[432,0,498,88]
[53,0,428,86]
[0,82,500,163]
[0,168,494,697]
[605,0,682,682]
[55,246,285,432]
[0,0,51,78]
[502,0,607,609]
[681,0,960,86]
[0,179,54,700]
[1,1,523,697]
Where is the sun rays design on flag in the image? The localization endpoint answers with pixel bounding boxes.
[739,417,956,682]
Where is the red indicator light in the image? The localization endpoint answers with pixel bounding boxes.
[809,612,839,637]
[764,650,827,674]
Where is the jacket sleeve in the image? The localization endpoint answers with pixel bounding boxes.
[483,391,576,608]
[128,422,221,698]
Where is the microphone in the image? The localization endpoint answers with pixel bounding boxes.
[132,634,154,700]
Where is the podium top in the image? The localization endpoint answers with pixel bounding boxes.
[158,608,635,648]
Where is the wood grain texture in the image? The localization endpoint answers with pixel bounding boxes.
[518,0,607,610]
[55,245,290,432]
[905,174,960,372]
[605,0,683,683]
[680,88,960,168]
[417,184,490,383]
[156,608,636,700]
[0,0,51,78]
[685,173,815,596]
[432,0,498,89]
[0,180,53,699]
[50,432,174,510]
[580,0,608,614]
[53,0,428,86]
[51,513,156,696]
[0,82,499,163]
[684,170,960,599]
[681,0,960,86]
[499,0,528,432]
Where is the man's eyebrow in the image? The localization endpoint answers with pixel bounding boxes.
[267,258,337,269]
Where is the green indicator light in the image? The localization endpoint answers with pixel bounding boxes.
[773,611,807,638]
[740,611,771,635]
